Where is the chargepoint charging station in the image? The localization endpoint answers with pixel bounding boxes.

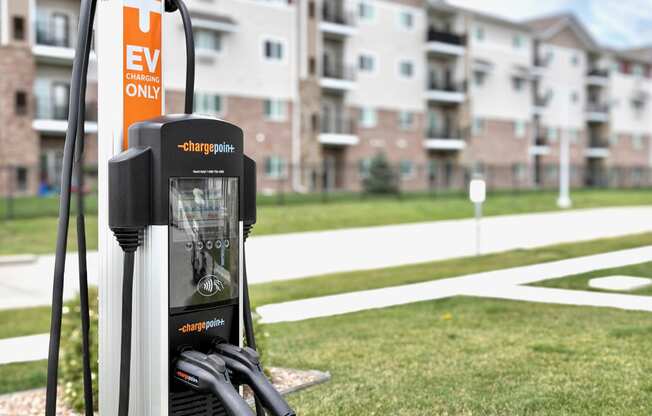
[45,1,295,415]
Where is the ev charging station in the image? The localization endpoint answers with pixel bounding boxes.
[45,1,295,415]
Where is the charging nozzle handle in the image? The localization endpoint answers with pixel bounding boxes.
[175,351,255,416]
[218,354,296,416]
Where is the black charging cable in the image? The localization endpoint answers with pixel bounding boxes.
[45,1,97,415]
[47,0,197,415]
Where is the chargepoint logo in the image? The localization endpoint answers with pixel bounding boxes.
[175,370,199,388]
[178,140,237,156]
[178,318,226,334]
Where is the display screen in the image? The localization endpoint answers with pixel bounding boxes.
[169,177,239,312]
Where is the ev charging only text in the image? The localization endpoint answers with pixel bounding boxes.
[125,45,161,99]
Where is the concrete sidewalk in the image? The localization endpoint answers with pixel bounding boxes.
[257,245,652,324]
[1,206,652,310]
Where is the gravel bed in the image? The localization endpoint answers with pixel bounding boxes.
[0,367,329,416]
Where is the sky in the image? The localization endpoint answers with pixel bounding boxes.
[447,0,652,49]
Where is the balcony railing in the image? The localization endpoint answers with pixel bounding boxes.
[534,96,549,108]
[426,127,461,139]
[587,68,609,78]
[322,61,356,81]
[586,102,609,113]
[589,137,609,148]
[35,97,97,121]
[426,29,465,46]
[322,2,355,26]
[427,79,465,92]
[320,114,356,135]
[35,19,73,48]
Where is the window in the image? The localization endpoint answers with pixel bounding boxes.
[512,163,527,181]
[514,120,526,138]
[264,156,286,179]
[398,111,414,130]
[398,60,414,79]
[571,53,580,66]
[633,64,645,77]
[13,16,25,41]
[570,91,579,103]
[194,93,223,115]
[569,129,579,144]
[633,134,643,150]
[15,91,27,116]
[359,107,377,128]
[358,158,372,178]
[263,38,284,61]
[512,78,525,91]
[399,11,414,29]
[16,167,28,192]
[195,29,222,53]
[472,118,484,135]
[359,1,375,21]
[475,26,484,41]
[264,99,287,121]
[51,13,70,47]
[399,160,414,179]
[474,72,485,87]
[547,127,558,142]
[358,54,375,73]
[513,35,523,49]
[609,134,619,146]
[546,50,554,64]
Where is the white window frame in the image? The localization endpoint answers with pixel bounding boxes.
[194,29,223,56]
[194,92,225,117]
[514,120,526,139]
[397,9,415,31]
[472,117,484,136]
[264,156,287,179]
[261,36,287,64]
[358,51,377,75]
[397,58,415,80]
[359,107,377,128]
[398,110,415,131]
[399,160,415,180]
[358,0,376,23]
[264,98,288,122]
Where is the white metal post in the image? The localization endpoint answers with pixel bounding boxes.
[97,1,165,415]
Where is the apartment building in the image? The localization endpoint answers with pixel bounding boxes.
[1,0,652,196]
[0,0,98,196]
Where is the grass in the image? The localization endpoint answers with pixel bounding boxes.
[2,233,652,396]
[535,261,652,296]
[269,297,652,415]
[0,361,48,395]
[2,189,652,256]
[0,306,51,339]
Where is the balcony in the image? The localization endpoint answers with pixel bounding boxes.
[425,29,466,57]
[319,114,358,146]
[425,80,465,103]
[586,68,609,86]
[320,2,357,37]
[424,127,465,150]
[320,61,357,92]
[585,137,610,158]
[531,56,549,78]
[34,19,75,63]
[33,97,97,135]
[532,95,549,115]
[586,102,609,123]
[530,136,550,155]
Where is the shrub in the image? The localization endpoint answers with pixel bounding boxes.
[363,152,399,195]
[60,286,99,413]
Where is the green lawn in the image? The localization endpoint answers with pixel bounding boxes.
[271,297,652,415]
[535,261,652,296]
[2,189,652,256]
[2,233,652,398]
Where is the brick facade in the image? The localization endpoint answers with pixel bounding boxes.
[0,46,39,195]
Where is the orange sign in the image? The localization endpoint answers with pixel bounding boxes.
[123,1,163,149]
